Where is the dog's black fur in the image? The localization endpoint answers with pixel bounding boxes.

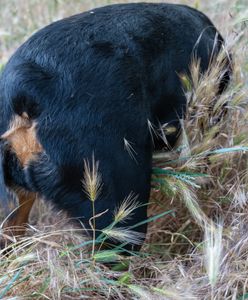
[0,3,231,251]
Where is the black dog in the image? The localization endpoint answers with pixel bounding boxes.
[0,3,231,251]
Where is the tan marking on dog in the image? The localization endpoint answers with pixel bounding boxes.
[1,114,43,166]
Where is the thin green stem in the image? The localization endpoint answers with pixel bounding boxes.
[91,201,96,263]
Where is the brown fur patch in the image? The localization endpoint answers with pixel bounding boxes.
[1,114,43,166]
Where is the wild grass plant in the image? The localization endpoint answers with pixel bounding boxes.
[0,0,247,299]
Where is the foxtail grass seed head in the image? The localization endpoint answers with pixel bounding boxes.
[124,138,138,162]
[204,221,223,288]
[82,155,102,202]
[180,182,208,227]
[114,192,140,223]
[147,119,159,146]
[102,227,145,245]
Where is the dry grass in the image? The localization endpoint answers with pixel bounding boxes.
[0,0,248,299]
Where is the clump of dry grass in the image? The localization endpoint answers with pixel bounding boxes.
[0,0,248,299]
[148,12,248,298]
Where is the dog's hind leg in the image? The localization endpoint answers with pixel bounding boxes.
[2,190,36,238]
[0,142,36,247]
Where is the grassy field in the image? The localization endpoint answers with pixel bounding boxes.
[0,0,247,299]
